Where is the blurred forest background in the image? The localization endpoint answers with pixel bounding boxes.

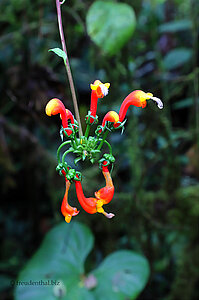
[0,0,199,299]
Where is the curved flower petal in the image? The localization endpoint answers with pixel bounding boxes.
[95,161,114,205]
[75,176,114,218]
[75,180,98,214]
[117,90,163,123]
[45,98,74,135]
[65,109,74,125]
[61,173,79,223]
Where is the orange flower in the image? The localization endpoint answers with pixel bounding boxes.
[95,161,114,205]
[97,111,119,133]
[115,90,163,125]
[45,98,74,135]
[61,171,79,223]
[88,80,110,123]
[75,175,114,219]
[102,111,119,128]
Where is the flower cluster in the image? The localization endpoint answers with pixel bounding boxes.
[45,80,163,223]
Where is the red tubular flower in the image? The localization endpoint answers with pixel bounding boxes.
[98,111,119,133]
[45,98,74,135]
[88,80,110,123]
[114,90,163,127]
[61,171,79,223]
[65,109,74,125]
[75,180,97,214]
[102,111,119,128]
[75,175,114,218]
[95,161,114,205]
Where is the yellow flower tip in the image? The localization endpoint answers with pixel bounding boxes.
[97,207,105,213]
[90,80,110,97]
[135,91,163,109]
[93,79,102,86]
[146,92,153,99]
[104,83,110,89]
[96,200,105,213]
[109,111,119,124]
[90,80,102,91]
[64,215,72,223]
[134,91,151,103]
[45,98,62,116]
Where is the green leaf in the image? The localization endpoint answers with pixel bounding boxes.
[86,1,136,56]
[163,48,192,70]
[92,250,150,300]
[49,48,67,64]
[14,222,150,300]
[14,222,94,300]
[159,19,192,33]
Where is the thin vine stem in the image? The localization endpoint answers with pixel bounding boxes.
[98,138,113,155]
[62,149,73,164]
[55,0,83,137]
[57,140,71,163]
[96,130,109,151]
[84,124,91,138]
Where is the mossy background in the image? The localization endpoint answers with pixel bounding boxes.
[0,0,199,299]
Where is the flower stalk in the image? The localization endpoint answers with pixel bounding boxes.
[55,0,83,137]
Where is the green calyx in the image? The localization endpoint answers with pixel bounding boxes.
[85,111,98,125]
[56,163,82,182]
[114,119,127,134]
[60,121,79,140]
[98,153,115,169]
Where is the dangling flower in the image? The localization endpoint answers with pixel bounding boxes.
[88,80,110,123]
[45,98,74,135]
[115,90,163,125]
[95,161,114,205]
[61,170,79,223]
[75,175,114,219]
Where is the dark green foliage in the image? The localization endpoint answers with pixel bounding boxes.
[0,0,199,300]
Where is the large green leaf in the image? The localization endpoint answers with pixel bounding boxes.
[86,1,136,56]
[163,48,192,70]
[14,222,150,300]
[14,222,94,300]
[92,250,150,300]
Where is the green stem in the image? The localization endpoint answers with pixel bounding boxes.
[96,130,109,151]
[84,124,91,138]
[56,0,83,137]
[62,149,73,164]
[98,139,113,155]
[73,133,78,146]
[57,140,71,163]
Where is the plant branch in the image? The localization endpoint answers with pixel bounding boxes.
[55,0,83,137]
[96,130,109,151]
